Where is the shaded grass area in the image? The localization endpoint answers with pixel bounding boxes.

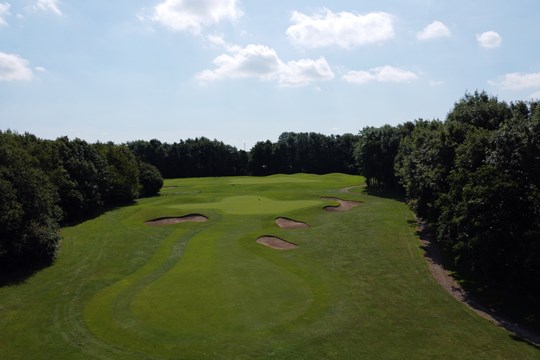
[0,174,539,359]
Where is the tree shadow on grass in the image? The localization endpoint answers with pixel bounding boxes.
[0,201,137,288]
[362,186,405,202]
[0,259,53,287]
[414,219,540,349]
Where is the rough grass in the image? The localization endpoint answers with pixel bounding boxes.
[0,174,539,359]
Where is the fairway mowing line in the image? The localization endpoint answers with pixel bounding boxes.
[320,197,362,212]
[257,236,298,250]
[83,223,218,354]
[53,237,138,359]
[275,217,310,230]
[144,214,208,225]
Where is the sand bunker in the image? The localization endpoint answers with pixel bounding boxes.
[275,217,310,230]
[256,236,298,250]
[144,214,208,226]
[321,197,362,212]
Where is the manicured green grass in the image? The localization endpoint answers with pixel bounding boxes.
[0,173,539,359]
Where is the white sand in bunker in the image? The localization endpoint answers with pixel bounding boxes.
[256,236,298,250]
[275,217,310,230]
[144,214,208,226]
[321,197,362,212]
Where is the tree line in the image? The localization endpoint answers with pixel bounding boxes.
[127,132,358,178]
[355,91,540,323]
[0,131,163,272]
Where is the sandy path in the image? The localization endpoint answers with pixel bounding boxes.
[321,197,362,212]
[417,220,540,347]
[256,236,298,250]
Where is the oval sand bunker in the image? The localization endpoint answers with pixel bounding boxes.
[321,197,362,212]
[145,214,208,226]
[256,236,298,250]
[275,217,310,230]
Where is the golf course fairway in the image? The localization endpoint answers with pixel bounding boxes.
[0,174,539,359]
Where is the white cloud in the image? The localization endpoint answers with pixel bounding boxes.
[489,72,540,90]
[0,52,33,81]
[152,0,243,34]
[34,66,46,72]
[477,31,502,48]
[279,57,334,87]
[286,8,394,49]
[417,21,451,40]
[0,2,10,26]
[205,33,241,52]
[196,44,334,87]
[197,44,280,83]
[34,0,62,15]
[343,66,418,84]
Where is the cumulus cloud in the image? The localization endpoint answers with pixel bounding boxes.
[0,2,10,26]
[196,44,334,87]
[152,0,243,34]
[279,57,334,87]
[477,31,502,48]
[0,52,33,81]
[489,72,540,90]
[286,8,394,49]
[343,66,418,84]
[34,0,62,15]
[197,44,280,83]
[417,21,451,40]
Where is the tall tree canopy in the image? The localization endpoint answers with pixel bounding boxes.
[355,92,540,324]
[0,132,163,272]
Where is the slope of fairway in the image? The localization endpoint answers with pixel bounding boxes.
[0,174,539,359]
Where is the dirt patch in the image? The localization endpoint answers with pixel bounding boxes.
[163,186,178,189]
[418,219,540,347]
[275,217,310,230]
[321,197,362,212]
[256,236,298,250]
[145,214,208,226]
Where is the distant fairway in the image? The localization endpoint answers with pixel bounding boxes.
[1,174,539,359]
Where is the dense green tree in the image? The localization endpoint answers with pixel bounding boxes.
[55,137,109,221]
[394,120,449,220]
[0,131,164,273]
[138,161,163,197]
[96,143,140,204]
[0,136,61,269]
[355,125,404,189]
[249,140,275,176]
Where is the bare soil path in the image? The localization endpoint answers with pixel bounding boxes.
[417,220,540,348]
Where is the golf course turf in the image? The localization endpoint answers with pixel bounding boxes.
[0,173,539,359]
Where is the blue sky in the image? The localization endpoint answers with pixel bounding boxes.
[1,0,540,149]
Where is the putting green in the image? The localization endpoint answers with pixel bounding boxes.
[229,175,320,185]
[170,195,322,215]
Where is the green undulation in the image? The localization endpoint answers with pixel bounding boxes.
[0,174,539,360]
[170,195,322,215]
